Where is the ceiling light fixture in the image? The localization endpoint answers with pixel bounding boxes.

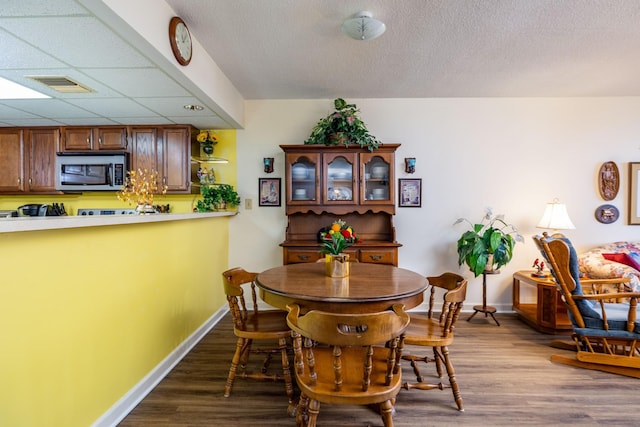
[342,11,386,41]
[0,76,50,99]
[183,104,204,111]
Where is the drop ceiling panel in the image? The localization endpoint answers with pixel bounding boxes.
[0,28,68,69]
[86,69,190,97]
[3,99,99,119]
[1,17,153,68]
[1,0,89,16]
[0,103,41,120]
[63,98,158,118]
[134,97,216,117]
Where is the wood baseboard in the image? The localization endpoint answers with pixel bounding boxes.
[91,306,229,427]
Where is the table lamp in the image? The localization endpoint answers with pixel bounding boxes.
[536,198,575,235]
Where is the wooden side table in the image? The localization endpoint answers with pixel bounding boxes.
[512,270,572,334]
[467,270,500,326]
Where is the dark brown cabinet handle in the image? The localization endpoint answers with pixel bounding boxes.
[368,255,383,261]
[297,255,310,261]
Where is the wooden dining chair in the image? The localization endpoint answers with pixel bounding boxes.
[222,267,294,404]
[286,303,410,427]
[401,272,467,411]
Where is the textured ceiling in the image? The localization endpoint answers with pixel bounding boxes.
[1,0,640,128]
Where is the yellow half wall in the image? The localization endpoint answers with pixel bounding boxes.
[0,130,236,426]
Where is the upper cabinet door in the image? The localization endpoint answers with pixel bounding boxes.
[360,152,394,206]
[286,152,320,206]
[323,152,357,205]
[26,128,59,192]
[62,127,93,151]
[0,129,25,192]
[96,127,127,150]
[161,127,190,193]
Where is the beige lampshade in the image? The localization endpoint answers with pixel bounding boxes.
[536,199,575,231]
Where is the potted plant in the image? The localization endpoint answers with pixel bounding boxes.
[304,98,381,151]
[454,208,524,277]
[195,184,241,212]
[196,130,218,157]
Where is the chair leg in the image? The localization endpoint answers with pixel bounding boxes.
[433,346,444,378]
[240,338,253,368]
[279,336,294,403]
[379,399,395,427]
[296,393,310,427]
[224,337,247,397]
[441,345,464,411]
[306,399,320,427]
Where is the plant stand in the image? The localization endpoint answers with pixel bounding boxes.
[467,270,500,326]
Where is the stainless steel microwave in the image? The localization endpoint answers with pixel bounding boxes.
[55,152,128,192]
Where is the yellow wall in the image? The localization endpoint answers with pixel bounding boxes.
[0,130,236,426]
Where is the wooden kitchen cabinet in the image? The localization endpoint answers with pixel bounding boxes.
[129,125,192,194]
[61,126,127,151]
[280,144,401,265]
[161,127,191,192]
[26,128,59,192]
[0,128,24,192]
[0,128,59,194]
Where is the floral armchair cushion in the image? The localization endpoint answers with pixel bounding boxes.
[578,241,640,292]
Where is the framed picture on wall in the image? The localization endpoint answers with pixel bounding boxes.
[629,163,640,224]
[259,178,281,207]
[398,178,422,207]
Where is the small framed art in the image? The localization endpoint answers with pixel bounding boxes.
[629,163,640,224]
[399,178,422,207]
[259,178,281,207]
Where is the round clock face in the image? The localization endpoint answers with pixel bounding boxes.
[169,17,192,66]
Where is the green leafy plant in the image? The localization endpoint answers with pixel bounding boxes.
[454,208,524,277]
[196,184,240,212]
[304,98,381,151]
[319,219,361,255]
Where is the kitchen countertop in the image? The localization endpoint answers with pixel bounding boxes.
[0,211,237,233]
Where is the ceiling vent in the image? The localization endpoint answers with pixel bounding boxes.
[27,76,94,93]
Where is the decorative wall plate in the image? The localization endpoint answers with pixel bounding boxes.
[598,161,619,201]
[595,204,619,224]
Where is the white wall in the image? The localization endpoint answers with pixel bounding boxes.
[229,98,640,311]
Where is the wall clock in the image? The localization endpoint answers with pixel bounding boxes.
[169,16,192,66]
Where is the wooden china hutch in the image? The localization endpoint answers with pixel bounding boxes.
[280,144,402,265]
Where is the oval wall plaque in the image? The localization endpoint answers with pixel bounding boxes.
[598,161,619,201]
[595,204,619,224]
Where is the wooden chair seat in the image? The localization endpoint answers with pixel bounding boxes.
[400,272,467,412]
[222,267,294,404]
[403,315,454,347]
[233,310,292,338]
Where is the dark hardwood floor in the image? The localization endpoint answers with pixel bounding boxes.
[118,313,639,426]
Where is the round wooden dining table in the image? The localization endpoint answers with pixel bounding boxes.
[255,262,428,314]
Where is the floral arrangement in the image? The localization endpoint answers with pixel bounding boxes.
[319,219,361,255]
[196,130,218,146]
[454,207,524,277]
[117,168,167,208]
[304,98,381,151]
